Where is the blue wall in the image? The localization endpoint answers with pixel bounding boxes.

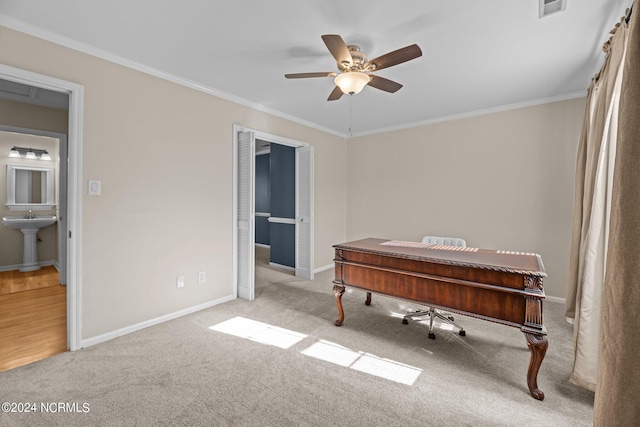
[269,144,296,268]
[255,153,270,245]
[269,223,295,267]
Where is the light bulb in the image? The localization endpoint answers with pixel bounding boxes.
[335,72,370,95]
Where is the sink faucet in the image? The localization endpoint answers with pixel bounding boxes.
[24,210,34,219]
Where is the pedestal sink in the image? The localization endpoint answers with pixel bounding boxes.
[2,215,57,272]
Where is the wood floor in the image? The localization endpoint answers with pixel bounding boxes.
[0,265,61,295]
[0,267,67,372]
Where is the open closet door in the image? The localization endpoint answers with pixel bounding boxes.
[295,145,314,280]
[235,131,255,300]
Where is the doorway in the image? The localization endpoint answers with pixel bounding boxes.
[0,64,83,353]
[0,128,67,280]
[233,125,314,301]
[255,140,298,273]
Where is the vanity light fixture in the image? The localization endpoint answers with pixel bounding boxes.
[7,146,52,161]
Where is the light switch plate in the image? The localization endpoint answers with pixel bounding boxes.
[88,179,101,196]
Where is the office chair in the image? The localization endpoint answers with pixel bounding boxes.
[402,235,467,339]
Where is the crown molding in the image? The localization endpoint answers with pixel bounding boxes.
[0,15,346,138]
[0,15,587,141]
[349,91,588,138]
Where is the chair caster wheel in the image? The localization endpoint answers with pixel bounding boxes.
[402,318,408,325]
[428,332,436,339]
[459,330,466,337]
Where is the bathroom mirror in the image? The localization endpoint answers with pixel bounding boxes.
[6,164,55,210]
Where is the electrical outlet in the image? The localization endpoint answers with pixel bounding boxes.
[198,271,206,283]
[176,276,185,288]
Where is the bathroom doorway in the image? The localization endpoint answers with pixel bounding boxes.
[0,129,67,280]
[0,128,68,372]
[0,64,83,359]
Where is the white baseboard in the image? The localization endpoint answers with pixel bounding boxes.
[80,294,235,349]
[0,260,56,272]
[314,263,334,274]
[0,264,23,272]
[269,262,295,272]
[545,295,566,304]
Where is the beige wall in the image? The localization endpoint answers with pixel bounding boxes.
[346,98,586,298]
[0,98,68,134]
[0,22,583,340]
[0,26,347,339]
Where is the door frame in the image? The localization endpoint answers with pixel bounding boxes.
[232,124,314,300]
[0,64,83,351]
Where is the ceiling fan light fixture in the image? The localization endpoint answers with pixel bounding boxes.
[285,35,421,101]
[335,72,370,95]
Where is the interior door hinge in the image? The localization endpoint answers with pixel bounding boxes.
[69,230,72,238]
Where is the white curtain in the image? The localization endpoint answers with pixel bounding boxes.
[566,18,629,391]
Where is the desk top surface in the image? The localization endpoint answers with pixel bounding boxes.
[334,238,546,277]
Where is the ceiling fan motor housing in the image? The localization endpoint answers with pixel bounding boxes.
[340,45,368,72]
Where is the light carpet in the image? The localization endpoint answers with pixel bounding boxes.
[0,247,593,426]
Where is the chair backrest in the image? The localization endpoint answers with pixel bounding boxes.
[421,235,467,247]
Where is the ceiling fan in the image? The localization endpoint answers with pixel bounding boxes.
[285,34,422,101]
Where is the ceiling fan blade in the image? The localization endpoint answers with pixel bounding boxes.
[321,34,352,66]
[285,72,337,79]
[365,44,422,71]
[327,86,343,101]
[367,75,403,93]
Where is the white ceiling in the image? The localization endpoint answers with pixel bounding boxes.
[0,78,69,109]
[0,0,632,137]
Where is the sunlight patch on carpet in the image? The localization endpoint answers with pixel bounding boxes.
[301,339,422,385]
[210,317,422,385]
[300,339,360,367]
[209,316,307,349]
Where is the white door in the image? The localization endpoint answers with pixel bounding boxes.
[234,131,255,300]
[295,146,314,280]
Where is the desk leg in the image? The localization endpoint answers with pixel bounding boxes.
[333,284,345,326]
[365,292,372,306]
[524,332,548,400]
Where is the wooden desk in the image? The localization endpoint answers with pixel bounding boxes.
[332,238,548,400]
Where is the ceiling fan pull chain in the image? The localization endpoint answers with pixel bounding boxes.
[348,95,353,138]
